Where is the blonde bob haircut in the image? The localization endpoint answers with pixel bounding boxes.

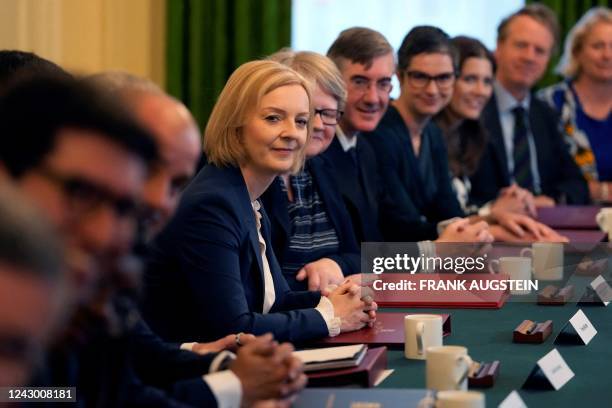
[268,49,347,112]
[204,60,313,173]
[556,7,612,78]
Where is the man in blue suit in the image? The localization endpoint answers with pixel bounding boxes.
[469,4,589,206]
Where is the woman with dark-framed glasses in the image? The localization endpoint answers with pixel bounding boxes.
[261,50,361,293]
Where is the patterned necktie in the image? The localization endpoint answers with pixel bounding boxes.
[512,106,533,191]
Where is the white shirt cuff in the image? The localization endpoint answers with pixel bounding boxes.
[315,296,341,337]
[203,370,242,408]
[477,201,493,217]
[209,350,236,373]
[180,342,196,352]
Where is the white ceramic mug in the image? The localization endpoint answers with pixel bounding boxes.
[404,314,443,360]
[436,391,485,408]
[488,256,532,294]
[426,346,473,391]
[520,243,564,281]
[596,208,612,241]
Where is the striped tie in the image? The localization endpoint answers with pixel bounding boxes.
[512,106,533,191]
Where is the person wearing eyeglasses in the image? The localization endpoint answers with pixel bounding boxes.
[318,27,395,245]
[318,27,495,253]
[0,75,162,405]
[261,50,362,293]
[433,36,568,243]
[145,60,375,349]
[365,26,548,244]
[363,26,492,242]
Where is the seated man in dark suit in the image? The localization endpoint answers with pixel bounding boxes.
[322,27,491,246]
[469,4,590,206]
[322,27,394,243]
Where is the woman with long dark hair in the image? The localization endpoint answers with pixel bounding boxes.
[435,36,566,242]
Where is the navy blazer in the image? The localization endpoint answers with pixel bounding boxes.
[469,94,590,205]
[364,106,464,241]
[261,156,360,290]
[143,164,328,343]
[320,136,384,243]
[34,312,208,407]
[125,301,218,389]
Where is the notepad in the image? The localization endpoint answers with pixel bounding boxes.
[294,344,368,372]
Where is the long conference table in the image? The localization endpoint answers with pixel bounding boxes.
[305,206,612,406]
[377,289,612,406]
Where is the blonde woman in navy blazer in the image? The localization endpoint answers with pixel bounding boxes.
[144,60,376,344]
[262,50,360,293]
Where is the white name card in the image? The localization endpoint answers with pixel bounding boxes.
[537,349,574,390]
[590,275,610,306]
[569,309,597,345]
[498,390,527,408]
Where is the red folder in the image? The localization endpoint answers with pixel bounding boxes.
[372,273,510,309]
[316,312,451,349]
[537,205,600,229]
[306,346,387,388]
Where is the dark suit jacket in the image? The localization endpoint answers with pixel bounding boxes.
[260,156,360,290]
[469,93,590,205]
[143,164,328,344]
[34,301,211,408]
[129,319,215,385]
[364,106,464,241]
[320,136,384,243]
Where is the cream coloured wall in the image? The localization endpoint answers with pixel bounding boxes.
[0,0,166,87]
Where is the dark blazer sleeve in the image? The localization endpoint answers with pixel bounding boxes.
[125,375,215,408]
[364,130,434,240]
[169,378,218,408]
[129,317,218,387]
[470,96,589,205]
[469,98,513,206]
[428,127,465,220]
[159,185,328,344]
[366,123,464,241]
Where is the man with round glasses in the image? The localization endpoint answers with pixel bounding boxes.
[322,27,396,244]
[323,27,492,247]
